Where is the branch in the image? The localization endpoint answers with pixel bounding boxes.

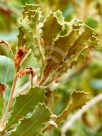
[61,93,102,136]
[0,75,17,130]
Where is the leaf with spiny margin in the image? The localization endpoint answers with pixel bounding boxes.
[18,4,43,46]
[23,4,39,18]
[8,104,51,136]
[22,4,43,38]
[6,87,45,129]
[42,12,62,55]
[54,10,69,36]
[0,55,15,84]
[17,4,41,48]
[17,4,45,69]
[56,91,89,123]
[69,91,89,111]
[40,19,98,85]
[54,10,64,25]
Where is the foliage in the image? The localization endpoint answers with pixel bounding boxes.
[0,0,101,136]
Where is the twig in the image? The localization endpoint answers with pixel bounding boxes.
[61,93,102,136]
[0,75,17,130]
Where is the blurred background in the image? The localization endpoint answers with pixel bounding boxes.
[0,0,102,136]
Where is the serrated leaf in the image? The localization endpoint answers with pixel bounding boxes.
[40,20,98,85]
[54,10,65,25]
[53,11,69,36]
[23,4,39,18]
[8,104,51,136]
[17,4,40,48]
[69,91,89,111]
[0,55,15,84]
[56,91,89,123]
[42,12,62,55]
[17,5,98,86]
[17,4,45,69]
[6,87,45,129]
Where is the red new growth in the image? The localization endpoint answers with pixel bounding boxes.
[0,83,6,96]
[14,48,27,70]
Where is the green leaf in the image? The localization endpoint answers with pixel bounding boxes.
[68,91,89,111]
[54,10,69,36]
[54,10,65,25]
[21,50,39,69]
[6,87,45,129]
[42,12,62,55]
[17,4,43,48]
[8,104,51,136]
[0,55,15,84]
[85,18,98,29]
[41,20,98,85]
[56,91,89,123]
[17,4,45,69]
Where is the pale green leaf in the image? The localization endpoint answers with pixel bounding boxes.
[56,91,89,123]
[0,55,15,84]
[53,10,69,36]
[6,87,45,129]
[17,4,45,69]
[42,12,62,55]
[8,104,51,136]
[54,10,65,25]
[21,50,39,69]
[41,20,98,85]
[69,91,89,111]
